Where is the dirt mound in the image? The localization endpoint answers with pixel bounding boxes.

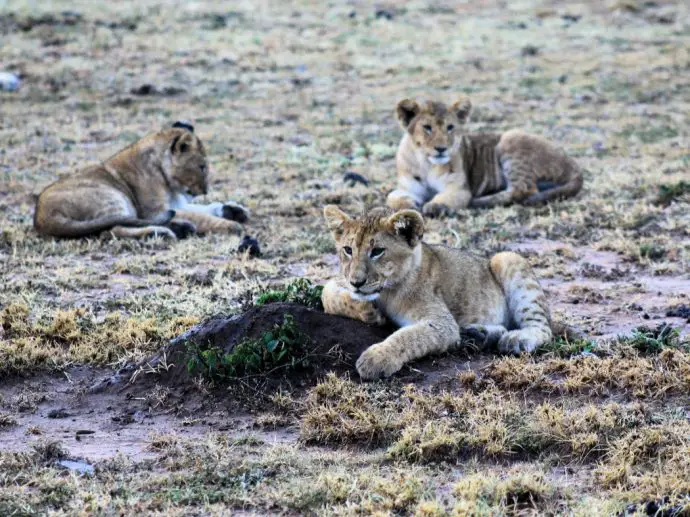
[105,303,394,407]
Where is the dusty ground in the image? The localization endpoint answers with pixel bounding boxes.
[1,0,690,515]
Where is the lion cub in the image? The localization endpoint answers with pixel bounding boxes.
[322,205,552,380]
[387,98,583,216]
[34,122,248,239]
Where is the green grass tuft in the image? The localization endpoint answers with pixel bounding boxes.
[255,279,324,310]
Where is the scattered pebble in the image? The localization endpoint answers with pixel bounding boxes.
[0,72,20,92]
[666,304,690,322]
[375,8,395,20]
[521,45,540,57]
[343,171,369,187]
[57,459,95,475]
[47,408,69,419]
[238,235,261,258]
[130,84,186,96]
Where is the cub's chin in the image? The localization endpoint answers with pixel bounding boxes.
[428,155,450,165]
[348,291,380,302]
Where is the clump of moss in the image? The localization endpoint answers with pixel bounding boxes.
[655,181,690,207]
[186,313,311,380]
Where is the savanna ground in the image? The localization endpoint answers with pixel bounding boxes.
[1,0,690,514]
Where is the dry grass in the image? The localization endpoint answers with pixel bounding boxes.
[1,0,689,514]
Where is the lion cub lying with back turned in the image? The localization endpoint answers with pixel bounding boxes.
[321,205,552,380]
[34,122,248,239]
[387,98,583,216]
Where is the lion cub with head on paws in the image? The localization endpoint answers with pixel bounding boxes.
[34,122,248,240]
[387,98,583,217]
[321,205,552,380]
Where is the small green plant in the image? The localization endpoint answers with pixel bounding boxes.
[255,279,323,310]
[537,336,598,358]
[186,313,311,380]
[655,181,690,207]
[620,324,687,355]
[638,243,666,261]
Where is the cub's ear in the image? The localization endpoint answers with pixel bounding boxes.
[323,205,352,240]
[387,209,424,247]
[451,97,472,123]
[170,132,191,154]
[172,121,195,133]
[396,99,420,130]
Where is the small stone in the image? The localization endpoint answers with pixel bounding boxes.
[238,235,261,258]
[375,8,394,20]
[47,408,69,419]
[131,84,155,95]
[0,72,20,92]
[57,459,94,475]
[343,171,369,187]
[521,45,539,57]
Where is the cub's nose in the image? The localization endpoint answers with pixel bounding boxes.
[350,279,366,289]
[434,146,447,154]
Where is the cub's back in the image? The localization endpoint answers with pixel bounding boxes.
[425,243,507,323]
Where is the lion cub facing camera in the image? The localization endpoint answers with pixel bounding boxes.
[34,122,248,239]
[321,205,553,380]
[387,98,583,216]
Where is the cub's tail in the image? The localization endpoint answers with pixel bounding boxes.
[489,251,552,353]
[34,209,175,238]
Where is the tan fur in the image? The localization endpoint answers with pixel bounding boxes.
[322,205,553,380]
[34,124,248,239]
[387,99,583,216]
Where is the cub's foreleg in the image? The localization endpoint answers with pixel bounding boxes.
[387,176,427,211]
[321,280,387,326]
[422,173,472,217]
[356,305,458,380]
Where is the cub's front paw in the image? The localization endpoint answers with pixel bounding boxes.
[459,325,489,348]
[222,203,249,223]
[498,331,540,355]
[356,343,402,381]
[359,306,387,326]
[422,202,453,218]
[168,220,198,239]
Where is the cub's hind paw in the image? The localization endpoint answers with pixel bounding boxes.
[147,227,177,240]
[422,202,453,218]
[222,203,249,223]
[168,220,197,239]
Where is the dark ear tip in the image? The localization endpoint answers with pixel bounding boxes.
[172,121,194,133]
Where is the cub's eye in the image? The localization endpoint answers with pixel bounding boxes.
[370,247,385,259]
[342,246,353,256]
[447,124,455,132]
[423,124,433,134]
[179,142,190,153]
